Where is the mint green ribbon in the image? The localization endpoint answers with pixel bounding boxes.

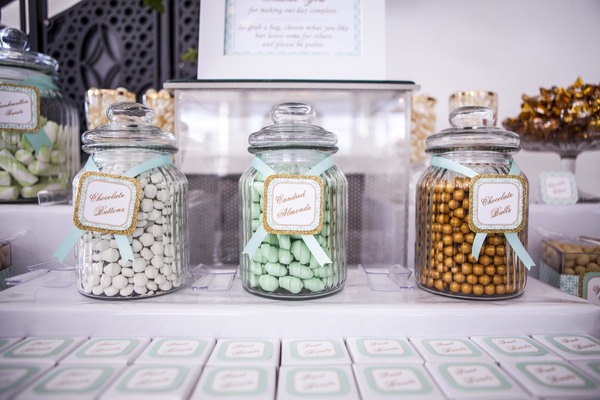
[54,155,173,262]
[242,156,334,267]
[430,156,535,270]
[18,74,58,153]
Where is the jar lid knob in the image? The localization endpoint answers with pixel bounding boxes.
[450,106,496,128]
[0,26,29,51]
[106,102,154,125]
[271,102,315,124]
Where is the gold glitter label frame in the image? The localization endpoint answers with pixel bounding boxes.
[263,174,325,235]
[74,172,142,236]
[469,174,527,234]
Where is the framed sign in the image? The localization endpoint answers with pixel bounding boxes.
[197,0,386,80]
[540,171,578,205]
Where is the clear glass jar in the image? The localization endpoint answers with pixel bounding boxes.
[239,103,348,299]
[74,102,188,299]
[0,27,79,202]
[415,106,529,299]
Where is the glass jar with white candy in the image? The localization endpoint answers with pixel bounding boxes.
[0,27,79,203]
[239,103,348,299]
[73,102,188,299]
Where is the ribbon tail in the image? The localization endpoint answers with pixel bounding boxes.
[115,235,134,262]
[242,225,269,257]
[54,227,85,262]
[505,232,535,270]
[509,160,521,175]
[431,156,478,178]
[471,233,487,260]
[301,235,332,266]
[24,128,52,153]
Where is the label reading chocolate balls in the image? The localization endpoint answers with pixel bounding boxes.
[263,174,324,235]
[469,174,526,233]
[0,83,40,132]
[74,172,142,235]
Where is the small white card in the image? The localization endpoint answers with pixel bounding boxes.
[197,0,386,80]
[61,337,150,365]
[581,273,600,306]
[264,175,324,235]
[532,334,600,360]
[470,335,561,362]
[346,337,423,364]
[281,338,351,365]
[0,364,50,400]
[469,175,526,233]
[102,364,201,400]
[0,83,40,132]
[571,360,600,382]
[540,171,578,204]
[426,362,528,399]
[191,366,276,400]
[16,365,124,400]
[135,338,215,365]
[0,337,86,365]
[501,360,600,398]
[352,364,445,400]
[410,338,491,363]
[0,338,22,353]
[74,172,142,236]
[207,339,280,366]
[277,365,359,400]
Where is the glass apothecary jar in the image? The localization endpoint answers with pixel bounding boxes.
[415,106,532,300]
[239,103,348,299]
[0,27,79,202]
[73,102,188,299]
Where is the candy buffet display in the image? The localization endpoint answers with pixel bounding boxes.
[414,106,534,299]
[0,27,79,202]
[239,103,348,299]
[71,102,189,299]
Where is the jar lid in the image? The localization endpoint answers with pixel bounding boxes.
[81,102,177,153]
[426,106,520,153]
[248,102,338,153]
[0,27,58,74]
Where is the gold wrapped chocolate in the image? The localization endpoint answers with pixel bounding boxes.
[503,77,600,146]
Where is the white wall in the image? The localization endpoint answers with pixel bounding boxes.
[387,0,600,200]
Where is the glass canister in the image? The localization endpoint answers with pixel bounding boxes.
[0,27,79,202]
[73,102,188,299]
[239,102,348,299]
[415,106,533,299]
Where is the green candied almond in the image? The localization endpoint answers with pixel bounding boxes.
[290,239,311,264]
[289,262,314,279]
[20,181,67,199]
[0,171,11,186]
[261,243,278,263]
[322,275,337,288]
[36,147,51,163]
[0,149,39,186]
[14,149,34,166]
[0,186,19,201]
[277,234,291,250]
[279,276,303,294]
[248,273,260,288]
[250,261,263,275]
[251,247,264,263]
[313,265,333,278]
[251,219,261,232]
[251,201,261,218]
[264,262,287,277]
[278,248,293,265]
[259,275,279,292]
[252,181,263,200]
[309,255,320,269]
[303,277,325,292]
[319,223,330,238]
